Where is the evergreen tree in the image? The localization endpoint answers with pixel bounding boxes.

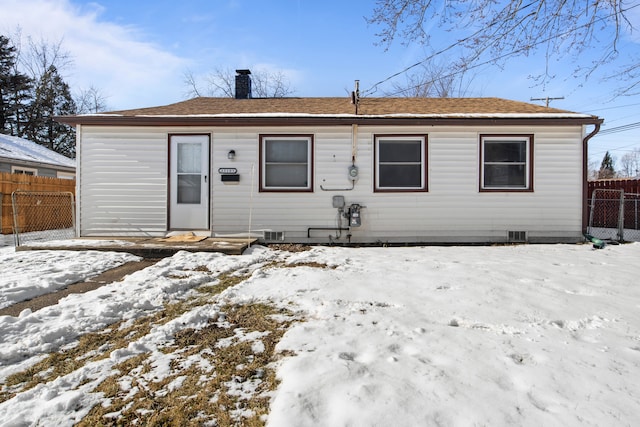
[0,35,32,135]
[23,65,76,157]
[598,151,616,179]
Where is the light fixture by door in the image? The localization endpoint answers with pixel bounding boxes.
[228,150,236,160]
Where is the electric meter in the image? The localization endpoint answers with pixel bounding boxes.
[348,165,359,180]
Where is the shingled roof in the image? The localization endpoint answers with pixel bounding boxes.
[56,97,602,126]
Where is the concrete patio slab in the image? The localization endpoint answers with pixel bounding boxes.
[15,237,258,257]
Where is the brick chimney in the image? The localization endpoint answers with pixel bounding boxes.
[235,69,252,99]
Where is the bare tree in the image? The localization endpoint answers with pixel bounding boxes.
[75,86,110,113]
[2,31,109,157]
[367,0,639,96]
[619,148,640,178]
[587,160,601,181]
[18,35,73,82]
[206,67,235,97]
[251,69,293,98]
[184,67,294,98]
[386,61,474,97]
[183,69,203,98]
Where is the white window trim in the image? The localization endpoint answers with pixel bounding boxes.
[374,135,427,191]
[480,135,533,191]
[57,171,76,180]
[260,135,313,192]
[11,166,37,176]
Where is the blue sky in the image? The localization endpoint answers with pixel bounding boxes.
[1,0,639,168]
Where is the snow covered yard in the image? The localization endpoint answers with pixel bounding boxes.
[0,249,140,309]
[0,242,639,426]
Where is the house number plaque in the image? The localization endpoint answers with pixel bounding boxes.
[218,168,237,174]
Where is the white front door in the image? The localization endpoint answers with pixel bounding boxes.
[169,134,210,230]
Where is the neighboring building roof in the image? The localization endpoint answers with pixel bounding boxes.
[56,97,602,126]
[0,133,76,170]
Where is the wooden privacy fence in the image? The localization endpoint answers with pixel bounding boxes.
[588,178,640,197]
[0,172,76,234]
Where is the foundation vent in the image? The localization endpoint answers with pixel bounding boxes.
[508,231,527,243]
[263,231,285,241]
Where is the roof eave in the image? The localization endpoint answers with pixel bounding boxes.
[0,156,76,171]
[55,115,603,127]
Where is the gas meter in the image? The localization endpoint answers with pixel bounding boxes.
[349,204,361,227]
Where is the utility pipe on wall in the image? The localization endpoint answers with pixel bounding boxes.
[319,124,360,191]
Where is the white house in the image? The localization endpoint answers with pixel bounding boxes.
[56,72,602,244]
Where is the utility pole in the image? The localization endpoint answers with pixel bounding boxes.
[530,96,564,107]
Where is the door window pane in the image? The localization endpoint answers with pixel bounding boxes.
[178,174,201,204]
[178,143,201,173]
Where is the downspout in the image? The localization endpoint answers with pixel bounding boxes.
[582,123,601,233]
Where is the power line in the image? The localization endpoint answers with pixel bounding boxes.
[597,121,640,136]
[581,102,640,113]
[589,140,640,159]
[362,1,541,96]
[587,119,640,158]
[362,3,640,97]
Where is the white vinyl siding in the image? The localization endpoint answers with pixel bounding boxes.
[77,124,585,243]
[78,127,169,236]
[210,125,583,243]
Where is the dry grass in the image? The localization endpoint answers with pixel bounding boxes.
[286,261,335,269]
[195,271,250,296]
[78,303,295,426]
[267,243,311,252]
[0,316,154,403]
[0,259,328,425]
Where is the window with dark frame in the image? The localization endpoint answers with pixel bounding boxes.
[11,166,37,176]
[260,135,313,191]
[374,135,427,191]
[480,135,533,191]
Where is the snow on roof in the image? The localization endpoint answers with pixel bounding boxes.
[55,97,602,126]
[0,133,75,169]
[129,112,595,119]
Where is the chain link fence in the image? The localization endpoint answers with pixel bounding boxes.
[622,193,640,241]
[11,190,75,246]
[588,189,640,242]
